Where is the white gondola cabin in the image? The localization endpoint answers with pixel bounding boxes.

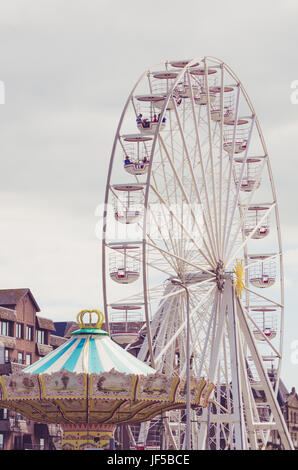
[244,206,270,239]
[135,92,178,113]
[136,114,166,135]
[109,244,140,284]
[223,119,249,154]
[248,254,277,288]
[209,86,235,123]
[250,307,277,341]
[211,108,234,123]
[175,75,200,99]
[149,71,183,110]
[189,67,217,76]
[169,60,200,68]
[194,90,216,105]
[234,157,263,192]
[122,134,152,175]
[109,304,144,345]
[149,93,182,111]
[113,184,144,224]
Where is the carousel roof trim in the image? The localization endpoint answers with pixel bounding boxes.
[23,332,155,376]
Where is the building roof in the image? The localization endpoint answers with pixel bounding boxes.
[277,377,289,406]
[0,288,40,312]
[36,315,56,332]
[54,321,77,338]
[0,306,17,322]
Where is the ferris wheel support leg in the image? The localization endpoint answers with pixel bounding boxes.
[197,290,228,449]
[237,323,259,449]
[226,281,246,449]
[236,298,294,450]
[163,413,179,450]
[197,282,246,450]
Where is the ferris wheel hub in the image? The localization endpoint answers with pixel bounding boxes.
[215,260,225,292]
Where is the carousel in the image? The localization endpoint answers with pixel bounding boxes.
[0,309,214,450]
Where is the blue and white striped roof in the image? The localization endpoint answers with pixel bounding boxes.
[24,328,155,376]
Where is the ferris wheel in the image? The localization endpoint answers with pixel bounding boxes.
[101,57,294,450]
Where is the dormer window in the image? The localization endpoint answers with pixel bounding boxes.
[36,329,45,344]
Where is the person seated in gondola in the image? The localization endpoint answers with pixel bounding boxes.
[143,118,150,128]
[143,156,149,164]
[153,114,158,122]
[162,116,166,123]
[136,113,143,124]
[124,157,131,165]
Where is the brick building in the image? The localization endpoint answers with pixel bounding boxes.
[0,288,63,450]
[267,383,298,449]
[282,387,298,448]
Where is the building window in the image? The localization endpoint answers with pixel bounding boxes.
[174,352,180,367]
[40,438,45,450]
[4,348,9,363]
[0,433,4,450]
[36,329,45,344]
[16,323,23,339]
[17,352,23,364]
[26,325,33,341]
[25,353,31,365]
[0,320,10,337]
[0,408,8,419]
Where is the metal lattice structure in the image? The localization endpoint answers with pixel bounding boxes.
[101,57,294,450]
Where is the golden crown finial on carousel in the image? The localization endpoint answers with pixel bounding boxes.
[76,309,105,330]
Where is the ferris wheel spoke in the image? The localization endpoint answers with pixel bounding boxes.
[149,170,183,266]
[186,71,221,263]
[154,284,217,366]
[203,60,220,259]
[223,115,256,261]
[149,183,214,267]
[243,252,280,271]
[153,137,193,266]
[156,134,218,265]
[146,240,216,278]
[172,99,218,263]
[146,225,180,274]
[243,308,281,358]
[107,243,175,278]
[244,286,283,309]
[179,293,215,378]
[221,84,241,258]
[217,64,225,261]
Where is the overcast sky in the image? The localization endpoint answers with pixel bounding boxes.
[0,0,297,390]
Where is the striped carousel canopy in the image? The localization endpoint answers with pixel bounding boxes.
[24,309,155,377]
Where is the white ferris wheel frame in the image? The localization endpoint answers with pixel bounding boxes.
[101,56,293,450]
